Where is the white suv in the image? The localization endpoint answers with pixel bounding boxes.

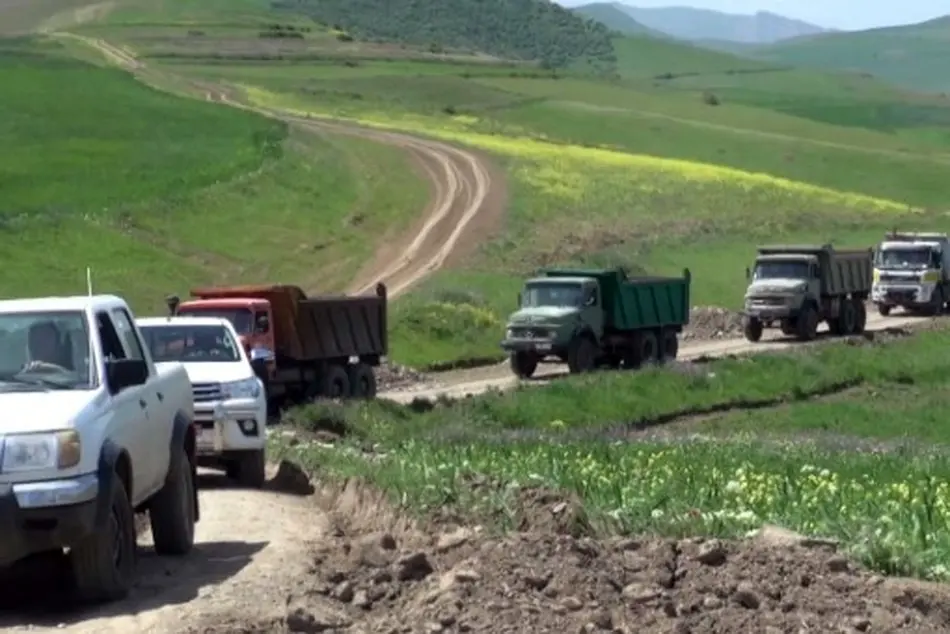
[137,316,267,487]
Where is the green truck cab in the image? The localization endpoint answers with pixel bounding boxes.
[500,267,691,377]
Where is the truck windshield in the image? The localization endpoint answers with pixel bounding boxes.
[139,324,241,363]
[754,261,810,280]
[0,310,93,390]
[875,248,933,268]
[177,308,252,334]
[522,283,585,308]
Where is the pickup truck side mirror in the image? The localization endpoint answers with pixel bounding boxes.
[106,358,149,394]
[745,267,751,280]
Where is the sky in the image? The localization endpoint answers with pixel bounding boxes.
[554,0,949,31]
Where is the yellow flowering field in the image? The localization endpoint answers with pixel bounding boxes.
[287,438,950,580]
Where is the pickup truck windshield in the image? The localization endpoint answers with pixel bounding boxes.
[176,308,252,334]
[875,248,933,268]
[0,310,93,390]
[754,261,810,280]
[522,283,584,308]
[140,324,241,363]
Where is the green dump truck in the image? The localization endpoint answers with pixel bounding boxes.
[500,267,691,377]
[742,244,872,342]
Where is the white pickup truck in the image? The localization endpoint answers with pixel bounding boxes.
[0,295,198,603]
[137,316,267,488]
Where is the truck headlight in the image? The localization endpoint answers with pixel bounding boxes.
[873,269,880,282]
[505,328,514,339]
[922,271,939,283]
[221,378,261,400]
[1,430,81,473]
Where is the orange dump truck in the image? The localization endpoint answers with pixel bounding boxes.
[165,284,387,408]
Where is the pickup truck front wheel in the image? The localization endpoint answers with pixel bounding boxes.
[150,447,196,556]
[71,475,136,602]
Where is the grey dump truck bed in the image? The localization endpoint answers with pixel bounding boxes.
[757,245,872,297]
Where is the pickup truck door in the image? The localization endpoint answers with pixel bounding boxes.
[106,308,168,498]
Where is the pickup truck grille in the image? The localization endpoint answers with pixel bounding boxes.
[192,382,222,403]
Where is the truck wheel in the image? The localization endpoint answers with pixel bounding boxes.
[232,450,266,489]
[566,336,597,374]
[837,300,856,336]
[71,474,136,602]
[347,363,377,398]
[877,304,891,317]
[509,351,538,378]
[659,330,678,363]
[930,288,944,316]
[853,299,867,334]
[796,305,819,341]
[742,316,763,342]
[780,319,796,336]
[322,365,350,399]
[150,447,196,556]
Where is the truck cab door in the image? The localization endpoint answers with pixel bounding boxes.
[108,308,168,498]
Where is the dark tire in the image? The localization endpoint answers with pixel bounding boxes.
[796,304,819,341]
[566,336,597,374]
[71,475,137,603]
[232,450,266,489]
[780,319,796,336]
[853,299,867,334]
[509,351,538,378]
[150,448,197,556]
[638,331,659,365]
[322,364,350,399]
[347,363,377,398]
[878,304,892,317]
[930,287,944,316]
[837,299,856,336]
[743,316,763,342]
[659,330,678,363]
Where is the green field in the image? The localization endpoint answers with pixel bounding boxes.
[0,36,425,314]
[279,326,950,579]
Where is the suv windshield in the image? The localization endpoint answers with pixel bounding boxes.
[0,310,93,390]
[140,324,241,363]
[177,308,252,334]
[522,282,585,308]
[876,248,932,268]
[753,261,810,280]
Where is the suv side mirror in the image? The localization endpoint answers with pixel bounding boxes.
[106,358,148,394]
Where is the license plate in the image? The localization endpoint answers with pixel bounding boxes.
[534,343,552,351]
[197,427,221,451]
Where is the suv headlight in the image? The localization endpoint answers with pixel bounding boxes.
[1,430,81,473]
[221,378,261,400]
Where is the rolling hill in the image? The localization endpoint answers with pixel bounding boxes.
[755,16,950,94]
[269,0,617,69]
[613,5,829,44]
[571,3,662,37]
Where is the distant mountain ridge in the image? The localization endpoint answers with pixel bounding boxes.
[571,3,665,37]
[609,4,831,44]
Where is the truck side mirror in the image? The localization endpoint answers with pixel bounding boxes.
[255,314,270,333]
[165,294,180,316]
[516,292,522,306]
[744,267,751,280]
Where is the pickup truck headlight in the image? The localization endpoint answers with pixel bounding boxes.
[1,430,81,473]
[221,378,261,400]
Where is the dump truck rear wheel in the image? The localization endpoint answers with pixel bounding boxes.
[796,305,819,341]
[347,363,377,398]
[659,330,678,363]
[853,299,867,334]
[509,352,538,378]
[322,365,350,399]
[742,317,763,342]
[567,336,597,374]
[638,331,659,365]
[837,299,856,336]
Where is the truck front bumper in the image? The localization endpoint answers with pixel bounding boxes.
[743,301,795,321]
[0,474,98,567]
[194,399,266,456]
[501,338,558,354]
[872,284,932,305]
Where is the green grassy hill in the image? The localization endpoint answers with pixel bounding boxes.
[268,0,617,70]
[571,3,662,37]
[755,16,950,94]
[0,37,425,313]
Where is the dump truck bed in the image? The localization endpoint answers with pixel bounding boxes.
[757,245,872,297]
[541,267,690,331]
[190,284,387,362]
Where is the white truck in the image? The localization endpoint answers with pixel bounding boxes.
[0,295,198,603]
[137,316,267,488]
[872,232,950,316]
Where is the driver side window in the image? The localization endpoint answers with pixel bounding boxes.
[96,312,126,361]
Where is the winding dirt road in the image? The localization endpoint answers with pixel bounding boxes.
[0,31,937,633]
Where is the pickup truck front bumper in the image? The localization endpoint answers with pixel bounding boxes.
[0,474,98,567]
[194,399,266,456]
